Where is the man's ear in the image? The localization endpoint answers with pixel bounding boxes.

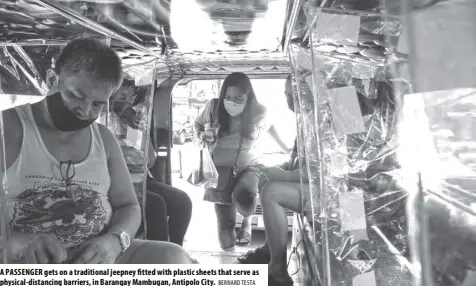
[45,69,58,89]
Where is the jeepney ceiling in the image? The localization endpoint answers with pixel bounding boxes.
[0,0,299,95]
[0,0,414,96]
[0,0,289,52]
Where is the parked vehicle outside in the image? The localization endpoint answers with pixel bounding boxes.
[173,116,194,145]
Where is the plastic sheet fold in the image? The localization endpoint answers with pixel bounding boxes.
[294,0,476,285]
[303,2,402,51]
[0,45,57,95]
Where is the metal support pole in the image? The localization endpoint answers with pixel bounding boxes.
[283,0,303,55]
[178,148,183,179]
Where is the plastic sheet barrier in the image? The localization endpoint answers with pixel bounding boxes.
[399,89,476,286]
[0,265,267,286]
[291,0,476,285]
[290,44,411,285]
[289,2,410,285]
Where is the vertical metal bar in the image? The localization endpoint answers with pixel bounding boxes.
[283,0,303,55]
[178,149,183,179]
[308,28,332,286]
[0,110,10,264]
[141,60,159,239]
[289,47,321,286]
[399,0,434,285]
[407,174,434,286]
[104,37,111,127]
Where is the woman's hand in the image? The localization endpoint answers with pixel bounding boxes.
[73,234,122,264]
[22,233,67,264]
[202,130,216,143]
[197,129,217,145]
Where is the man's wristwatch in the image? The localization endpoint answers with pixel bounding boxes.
[109,231,131,253]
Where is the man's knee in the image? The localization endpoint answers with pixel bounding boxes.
[178,190,193,215]
[155,242,192,264]
[147,191,166,208]
[121,240,192,264]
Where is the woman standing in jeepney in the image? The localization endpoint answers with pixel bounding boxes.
[194,72,290,250]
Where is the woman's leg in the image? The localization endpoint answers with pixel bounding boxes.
[215,203,237,251]
[147,178,193,246]
[145,190,169,242]
[232,170,261,246]
[261,182,302,283]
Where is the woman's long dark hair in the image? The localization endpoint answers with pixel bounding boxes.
[216,72,265,139]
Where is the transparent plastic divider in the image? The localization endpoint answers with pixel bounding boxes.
[394,0,476,285]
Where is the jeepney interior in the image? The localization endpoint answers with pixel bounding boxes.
[2,0,476,285]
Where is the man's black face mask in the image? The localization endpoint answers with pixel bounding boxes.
[46,92,97,131]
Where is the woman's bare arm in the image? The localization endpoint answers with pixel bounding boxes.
[194,99,215,139]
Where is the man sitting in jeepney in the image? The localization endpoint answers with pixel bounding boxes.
[0,38,193,264]
[237,75,313,286]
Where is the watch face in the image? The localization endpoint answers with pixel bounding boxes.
[121,232,131,248]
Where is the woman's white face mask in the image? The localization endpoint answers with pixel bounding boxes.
[224,100,246,116]
[224,86,247,116]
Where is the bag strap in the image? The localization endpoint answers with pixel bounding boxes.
[233,120,243,169]
[233,125,244,170]
[209,98,219,124]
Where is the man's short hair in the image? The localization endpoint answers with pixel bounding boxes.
[55,38,123,91]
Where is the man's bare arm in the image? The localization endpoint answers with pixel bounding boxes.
[99,125,141,240]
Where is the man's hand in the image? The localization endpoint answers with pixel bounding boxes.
[23,233,67,264]
[73,234,122,264]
